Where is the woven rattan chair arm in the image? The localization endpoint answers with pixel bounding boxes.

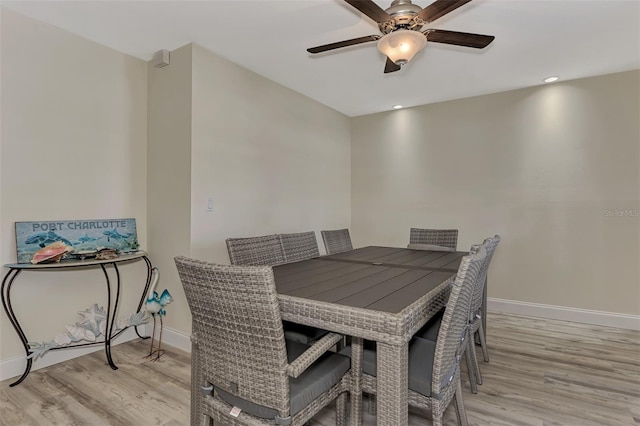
[286,332,344,378]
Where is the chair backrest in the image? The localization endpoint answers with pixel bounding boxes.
[321,228,353,255]
[432,246,486,400]
[279,231,320,263]
[469,235,501,316]
[175,257,291,416]
[409,228,459,251]
[226,234,285,266]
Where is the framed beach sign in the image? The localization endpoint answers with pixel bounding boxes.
[15,218,139,263]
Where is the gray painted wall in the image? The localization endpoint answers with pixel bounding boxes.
[351,70,640,315]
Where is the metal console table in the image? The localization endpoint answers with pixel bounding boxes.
[1,251,153,387]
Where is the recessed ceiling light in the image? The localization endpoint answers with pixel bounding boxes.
[543,76,559,83]
[392,104,403,109]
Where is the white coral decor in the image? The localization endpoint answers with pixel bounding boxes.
[27,304,149,361]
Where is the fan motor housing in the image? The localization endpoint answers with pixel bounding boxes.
[386,0,422,26]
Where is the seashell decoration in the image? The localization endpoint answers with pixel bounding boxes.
[65,324,96,342]
[95,247,119,260]
[31,241,74,264]
[54,333,72,346]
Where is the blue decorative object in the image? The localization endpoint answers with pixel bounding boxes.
[144,267,172,360]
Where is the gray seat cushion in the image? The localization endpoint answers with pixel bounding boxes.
[340,338,436,397]
[216,339,350,419]
[283,321,329,344]
[415,308,445,341]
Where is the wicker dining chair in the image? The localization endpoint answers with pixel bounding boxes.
[278,231,329,343]
[175,257,351,426]
[415,236,500,394]
[226,233,327,345]
[279,231,320,263]
[414,243,479,393]
[226,234,286,266]
[321,228,353,255]
[408,228,459,251]
[342,247,486,426]
[465,235,501,390]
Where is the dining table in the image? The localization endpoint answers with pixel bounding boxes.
[273,246,467,425]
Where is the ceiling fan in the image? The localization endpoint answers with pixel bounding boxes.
[307,0,495,73]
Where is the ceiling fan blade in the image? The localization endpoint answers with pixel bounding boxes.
[384,57,401,73]
[344,0,393,24]
[307,35,380,54]
[426,29,495,48]
[417,0,473,23]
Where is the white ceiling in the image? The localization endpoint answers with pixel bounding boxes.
[3,0,639,117]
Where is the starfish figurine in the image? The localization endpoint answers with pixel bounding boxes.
[76,304,106,335]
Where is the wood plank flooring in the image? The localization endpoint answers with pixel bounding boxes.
[2,312,639,425]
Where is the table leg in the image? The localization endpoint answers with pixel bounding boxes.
[349,337,363,426]
[1,269,33,387]
[376,342,408,426]
[100,263,119,370]
[134,256,153,339]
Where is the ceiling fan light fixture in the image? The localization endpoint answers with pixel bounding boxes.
[377,29,427,65]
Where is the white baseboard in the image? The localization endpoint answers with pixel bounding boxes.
[151,324,192,353]
[488,298,640,331]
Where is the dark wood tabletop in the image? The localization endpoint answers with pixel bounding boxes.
[320,245,466,271]
[274,246,466,314]
[275,259,454,314]
[273,246,468,426]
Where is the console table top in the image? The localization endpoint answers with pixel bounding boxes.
[4,251,148,269]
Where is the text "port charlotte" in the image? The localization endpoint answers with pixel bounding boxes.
[29,220,130,232]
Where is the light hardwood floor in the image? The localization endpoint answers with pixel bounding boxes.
[2,313,639,425]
